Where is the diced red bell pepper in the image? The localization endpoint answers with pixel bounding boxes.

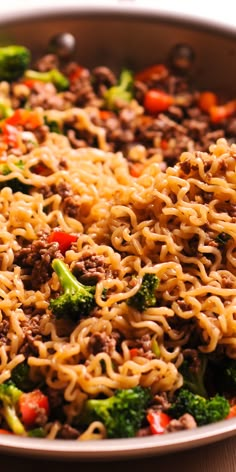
[226,404,236,419]
[21,78,44,89]
[160,139,169,150]
[135,64,168,82]
[5,109,43,130]
[68,65,86,83]
[198,91,218,113]
[0,429,12,434]
[19,389,49,427]
[129,162,145,178]
[144,89,174,114]
[98,110,115,121]
[209,100,236,123]
[129,348,139,358]
[47,231,78,254]
[147,410,171,434]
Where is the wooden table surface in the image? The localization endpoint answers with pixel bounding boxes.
[1,435,236,472]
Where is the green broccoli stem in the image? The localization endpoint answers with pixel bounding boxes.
[24,68,69,91]
[0,381,26,435]
[104,69,134,110]
[52,258,84,294]
[4,404,26,435]
[50,258,96,320]
[119,69,133,90]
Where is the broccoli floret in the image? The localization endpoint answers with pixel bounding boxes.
[168,388,230,426]
[27,427,46,438]
[0,160,29,193]
[127,273,159,311]
[0,45,31,81]
[180,355,208,398]
[80,386,151,438]
[104,69,134,110]
[11,361,35,392]
[24,68,69,91]
[0,381,25,435]
[49,258,96,321]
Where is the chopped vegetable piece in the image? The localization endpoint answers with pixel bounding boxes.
[226,405,236,419]
[0,382,25,435]
[5,109,43,129]
[98,110,115,121]
[27,427,46,438]
[168,388,230,426]
[80,386,151,438]
[0,429,12,434]
[127,273,159,311]
[198,91,218,113]
[144,89,174,114]
[129,162,145,177]
[135,63,168,82]
[151,338,161,358]
[129,348,139,358]
[209,101,236,123]
[104,69,134,110]
[68,65,86,83]
[147,410,171,434]
[49,258,96,321]
[21,78,43,89]
[24,68,69,91]
[0,45,31,81]
[19,390,49,427]
[47,231,78,254]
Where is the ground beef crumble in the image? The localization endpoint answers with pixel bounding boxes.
[14,236,63,289]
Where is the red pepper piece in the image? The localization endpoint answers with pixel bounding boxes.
[0,429,12,434]
[209,100,236,123]
[147,410,171,434]
[226,405,236,419]
[135,64,168,82]
[68,65,86,83]
[19,390,49,427]
[47,231,78,254]
[5,109,43,130]
[129,348,139,358]
[144,89,174,114]
[98,110,115,121]
[129,162,145,178]
[198,91,218,113]
[21,78,44,89]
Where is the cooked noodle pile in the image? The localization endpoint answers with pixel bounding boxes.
[0,102,236,438]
